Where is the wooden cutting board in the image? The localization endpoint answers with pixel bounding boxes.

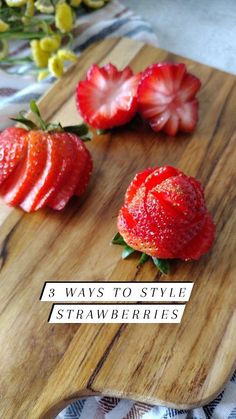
[0,37,235,419]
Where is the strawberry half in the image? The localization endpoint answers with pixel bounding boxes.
[138,63,201,136]
[76,63,140,130]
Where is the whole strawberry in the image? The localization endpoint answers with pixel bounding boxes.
[0,101,93,212]
[76,63,140,130]
[138,63,201,136]
[113,166,215,273]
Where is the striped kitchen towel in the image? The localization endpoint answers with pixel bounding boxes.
[0,0,158,130]
[57,371,236,419]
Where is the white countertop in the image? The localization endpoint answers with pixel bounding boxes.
[121,0,236,75]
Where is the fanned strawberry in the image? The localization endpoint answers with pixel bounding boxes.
[0,127,28,186]
[76,63,140,129]
[1,130,48,206]
[0,101,93,212]
[113,166,215,273]
[138,63,201,136]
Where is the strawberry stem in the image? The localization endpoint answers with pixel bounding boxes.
[10,99,93,141]
[112,232,170,275]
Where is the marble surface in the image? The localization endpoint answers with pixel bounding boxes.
[121,0,236,75]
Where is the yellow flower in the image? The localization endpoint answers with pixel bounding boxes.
[57,49,77,63]
[70,0,82,6]
[5,0,27,6]
[0,40,8,60]
[35,0,54,14]
[48,55,64,78]
[22,0,35,24]
[38,69,50,81]
[40,35,61,53]
[55,2,74,33]
[30,40,50,68]
[83,0,106,8]
[0,20,9,33]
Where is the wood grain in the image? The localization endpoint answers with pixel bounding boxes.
[0,37,235,419]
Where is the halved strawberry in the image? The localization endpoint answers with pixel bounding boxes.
[0,131,48,206]
[0,127,28,186]
[76,63,140,130]
[138,63,201,136]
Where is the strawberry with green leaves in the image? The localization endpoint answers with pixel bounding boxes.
[0,101,93,212]
[113,166,215,274]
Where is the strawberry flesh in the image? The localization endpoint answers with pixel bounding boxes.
[138,63,201,136]
[76,63,140,129]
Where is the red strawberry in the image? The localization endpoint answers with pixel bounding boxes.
[0,101,93,212]
[138,63,201,136]
[76,63,140,130]
[0,127,28,186]
[117,166,215,261]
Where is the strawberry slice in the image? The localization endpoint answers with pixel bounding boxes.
[47,134,88,210]
[20,133,65,212]
[0,127,28,187]
[138,63,201,136]
[76,63,140,129]
[74,148,93,197]
[0,131,47,206]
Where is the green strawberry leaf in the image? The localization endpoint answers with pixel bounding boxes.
[122,245,136,259]
[10,111,37,130]
[152,257,170,275]
[112,232,126,246]
[138,253,150,265]
[64,123,93,141]
[30,100,47,130]
[96,128,111,135]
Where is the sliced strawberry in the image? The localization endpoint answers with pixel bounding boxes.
[0,127,28,186]
[138,63,201,136]
[20,133,65,212]
[74,148,93,197]
[0,131,47,206]
[76,63,140,129]
[47,134,89,210]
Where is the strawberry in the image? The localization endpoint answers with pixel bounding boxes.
[137,63,201,136]
[113,166,215,273]
[0,101,93,212]
[76,63,140,130]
